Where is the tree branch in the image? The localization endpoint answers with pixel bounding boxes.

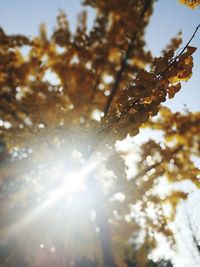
[103,1,152,116]
[157,23,200,80]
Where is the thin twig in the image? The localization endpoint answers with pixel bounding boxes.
[175,24,200,60]
[157,23,200,80]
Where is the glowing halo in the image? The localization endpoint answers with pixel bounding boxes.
[0,155,103,241]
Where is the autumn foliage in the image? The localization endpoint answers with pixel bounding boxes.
[0,0,199,267]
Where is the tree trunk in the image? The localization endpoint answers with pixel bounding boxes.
[96,199,117,267]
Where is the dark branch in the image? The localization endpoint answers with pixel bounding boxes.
[175,24,200,59]
[103,32,137,116]
[157,23,200,80]
[103,1,152,116]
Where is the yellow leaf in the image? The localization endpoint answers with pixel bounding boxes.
[179,0,200,9]
[168,82,181,99]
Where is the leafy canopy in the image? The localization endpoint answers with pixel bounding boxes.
[0,1,199,267]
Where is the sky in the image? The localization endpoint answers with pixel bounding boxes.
[0,0,199,112]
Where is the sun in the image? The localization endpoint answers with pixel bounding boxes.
[2,147,104,238]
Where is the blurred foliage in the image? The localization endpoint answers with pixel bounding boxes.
[0,0,199,266]
[179,0,200,9]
